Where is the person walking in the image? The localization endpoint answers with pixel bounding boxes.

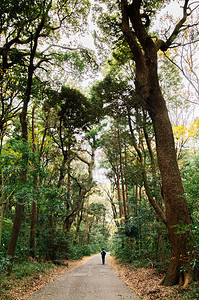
[101,248,106,265]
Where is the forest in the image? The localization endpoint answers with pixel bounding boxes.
[0,0,199,299]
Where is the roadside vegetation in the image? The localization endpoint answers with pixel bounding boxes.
[0,0,199,299]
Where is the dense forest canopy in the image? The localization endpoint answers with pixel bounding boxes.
[0,0,199,294]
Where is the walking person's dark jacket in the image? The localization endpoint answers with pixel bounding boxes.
[101,249,106,265]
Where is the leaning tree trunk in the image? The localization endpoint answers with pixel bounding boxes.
[121,0,193,287]
[149,82,192,286]
[137,51,192,286]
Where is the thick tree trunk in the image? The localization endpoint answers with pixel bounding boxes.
[121,0,193,286]
[150,87,191,286]
[144,40,192,285]
[137,56,192,286]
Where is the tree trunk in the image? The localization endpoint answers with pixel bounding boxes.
[124,145,130,215]
[116,154,123,221]
[30,200,37,256]
[150,89,191,286]
[0,204,4,247]
[117,127,128,218]
[63,217,73,259]
[6,18,45,272]
[144,40,191,286]
[121,0,192,286]
[0,172,4,247]
[73,210,83,245]
[127,108,167,224]
[86,199,89,245]
[30,106,37,256]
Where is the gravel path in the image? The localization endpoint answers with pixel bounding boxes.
[28,253,137,300]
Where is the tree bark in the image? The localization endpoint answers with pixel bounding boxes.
[30,106,37,256]
[151,91,191,286]
[86,199,89,245]
[121,0,192,286]
[73,210,83,245]
[116,153,123,221]
[63,217,73,259]
[117,127,128,218]
[124,145,130,214]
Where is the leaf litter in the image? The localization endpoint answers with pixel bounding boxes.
[108,256,176,299]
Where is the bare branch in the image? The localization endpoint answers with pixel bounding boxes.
[164,52,199,100]
[159,0,190,51]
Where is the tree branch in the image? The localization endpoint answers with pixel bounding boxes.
[159,0,190,51]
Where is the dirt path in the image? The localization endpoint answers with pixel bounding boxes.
[28,253,137,300]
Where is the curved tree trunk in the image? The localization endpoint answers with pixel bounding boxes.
[121,0,193,286]
[150,83,191,286]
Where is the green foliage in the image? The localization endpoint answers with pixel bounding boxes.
[0,254,12,273]
[68,244,92,260]
[111,194,170,270]
[58,86,94,131]
[12,261,50,279]
[182,153,199,210]
[0,2,198,298]
[57,49,98,79]
[167,282,199,299]
[0,260,55,299]
[111,232,135,263]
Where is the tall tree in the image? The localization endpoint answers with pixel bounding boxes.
[119,0,196,286]
[6,1,49,270]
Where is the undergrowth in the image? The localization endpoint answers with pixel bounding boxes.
[164,282,199,299]
[0,260,54,299]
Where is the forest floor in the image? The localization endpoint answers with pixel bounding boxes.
[109,257,199,299]
[1,255,198,299]
[109,256,175,299]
